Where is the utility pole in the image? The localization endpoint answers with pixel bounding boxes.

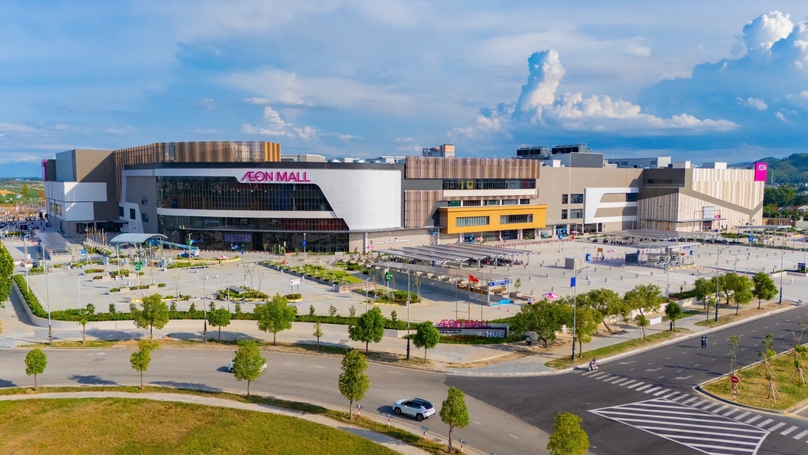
[570,266,590,360]
[203,274,208,343]
[406,270,411,361]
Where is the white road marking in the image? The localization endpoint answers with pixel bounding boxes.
[627,382,644,389]
[622,380,638,387]
[745,415,761,424]
[473,421,482,425]
[629,368,635,371]
[675,375,692,380]
[780,425,798,435]
[509,434,519,439]
[653,389,670,396]
[635,385,653,392]
[645,387,662,394]
[665,357,671,360]
[735,411,751,420]
[619,361,635,365]
[386,370,403,375]
[646,368,662,372]
[612,378,631,385]
[756,418,774,428]
[792,429,808,440]
[694,364,699,367]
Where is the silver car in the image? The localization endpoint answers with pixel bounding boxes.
[393,398,435,422]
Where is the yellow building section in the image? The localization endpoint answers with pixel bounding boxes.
[439,205,547,234]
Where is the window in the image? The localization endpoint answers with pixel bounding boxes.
[484,200,500,206]
[129,208,136,220]
[141,213,149,223]
[561,194,568,204]
[519,199,531,205]
[462,200,481,207]
[561,209,568,219]
[500,214,533,224]
[456,216,490,227]
[570,194,584,204]
[119,206,124,217]
[626,193,638,202]
[141,196,148,205]
[570,209,583,219]
[501,199,518,206]
[448,200,461,207]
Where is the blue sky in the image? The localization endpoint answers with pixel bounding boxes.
[2,1,808,176]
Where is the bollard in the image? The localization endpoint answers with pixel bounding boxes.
[356,404,361,419]
[620,276,623,281]
[529,276,531,281]
[636,273,639,278]
[387,414,391,426]
[551,286,554,291]
[650,272,654,276]
[604,278,608,282]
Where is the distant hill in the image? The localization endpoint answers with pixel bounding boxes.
[758,154,808,185]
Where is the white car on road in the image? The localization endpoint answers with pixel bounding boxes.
[393,398,435,422]
[227,359,267,374]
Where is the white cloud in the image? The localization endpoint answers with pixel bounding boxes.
[105,126,138,135]
[189,128,222,134]
[740,11,794,56]
[394,137,414,142]
[323,132,361,141]
[626,45,651,57]
[244,97,271,105]
[775,111,791,123]
[197,98,216,110]
[737,97,768,110]
[0,123,37,134]
[456,49,737,137]
[241,106,319,141]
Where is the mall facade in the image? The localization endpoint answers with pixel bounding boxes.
[43,141,767,253]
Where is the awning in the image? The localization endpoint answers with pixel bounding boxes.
[109,233,168,245]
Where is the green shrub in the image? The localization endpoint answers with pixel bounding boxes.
[13,275,45,318]
[285,293,302,300]
[84,268,105,274]
[92,275,102,280]
[109,303,116,314]
[157,283,167,288]
[109,288,120,293]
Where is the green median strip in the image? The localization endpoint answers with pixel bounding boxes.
[545,329,687,370]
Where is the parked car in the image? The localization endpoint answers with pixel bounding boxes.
[227,359,267,374]
[393,398,435,422]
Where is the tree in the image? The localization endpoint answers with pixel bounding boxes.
[255,294,296,345]
[129,339,158,389]
[440,386,470,452]
[752,272,778,310]
[664,302,683,331]
[623,284,663,340]
[584,288,624,333]
[514,278,522,293]
[232,340,266,396]
[720,273,754,315]
[338,350,370,419]
[566,297,600,357]
[511,299,570,348]
[0,244,15,306]
[413,274,422,300]
[693,277,716,310]
[313,320,323,348]
[413,322,440,361]
[130,293,169,339]
[348,306,385,353]
[24,348,47,391]
[547,412,589,455]
[759,333,778,402]
[207,307,232,342]
[77,303,95,344]
[634,313,649,340]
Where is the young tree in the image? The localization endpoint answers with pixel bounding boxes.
[77,303,95,344]
[413,274,422,300]
[131,293,169,339]
[722,273,754,315]
[440,386,470,452]
[634,313,649,340]
[348,306,385,354]
[729,335,741,376]
[511,299,570,348]
[664,302,683,331]
[693,277,716,310]
[547,412,589,455]
[207,307,232,342]
[759,333,778,402]
[413,321,441,361]
[794,345,807,386]
[24,348,47,391]
[584,288,624,333]
[232,339,266,396]
[313,320,323,348]
[349,305,356,318]
[752,271,778,310]
[129,339,158,389]
[570,303,600,357]
[514,278,522,293]
[338,350,370,419]
[255,294,296,345]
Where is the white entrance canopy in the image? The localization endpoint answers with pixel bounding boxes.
[109,233,167,245]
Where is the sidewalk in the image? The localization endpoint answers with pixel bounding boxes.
[0,391,430,455]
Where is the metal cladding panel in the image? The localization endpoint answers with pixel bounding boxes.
[123,167,402,231]
[404,156,539,179]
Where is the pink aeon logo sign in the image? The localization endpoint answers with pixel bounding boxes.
[753,162,768,182]
[240,171,311,183]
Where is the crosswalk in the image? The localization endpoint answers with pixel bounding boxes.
[575,368,808,452]
[590,398,768,455]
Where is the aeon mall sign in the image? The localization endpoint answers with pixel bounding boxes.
[240,171,311,183]
[753,162,768,182]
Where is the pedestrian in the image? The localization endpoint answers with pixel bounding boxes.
[670,321,673,332]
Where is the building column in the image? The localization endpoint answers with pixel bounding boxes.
[518,229,523,240]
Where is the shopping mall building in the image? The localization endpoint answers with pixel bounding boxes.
[43,141,767,253]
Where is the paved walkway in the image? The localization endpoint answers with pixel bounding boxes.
[0,391,430,455]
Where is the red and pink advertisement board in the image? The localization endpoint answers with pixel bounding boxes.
[753,162,768,182]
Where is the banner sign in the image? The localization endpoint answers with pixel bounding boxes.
[753,162,768,182]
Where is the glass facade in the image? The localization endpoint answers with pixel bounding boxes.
[455,216,490,227]
[500,214,533,224]
[570,194,584,204]
[157,177,333,211]
[442,179,536,190]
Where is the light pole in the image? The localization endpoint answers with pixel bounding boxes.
[303,233,307,256]
[406,269,411,361]
[43,250,51,345]
[715,246,731,321]
[570,266,590,360]
[779,244,785,304]
[365,277,370,313]
[202,274,208,343]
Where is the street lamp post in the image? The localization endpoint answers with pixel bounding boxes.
[406,270,411,361]
[202,274,208,343]
[303,233,307,256]
[365,277,370,313]
[779,245,785,304]
[570,266,590,360]
[43,251,51,345]
[715,246,731,321]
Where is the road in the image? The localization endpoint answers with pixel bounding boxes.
[0,347,545,455]
[450,304,808,455]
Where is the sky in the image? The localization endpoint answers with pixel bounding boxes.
[2,1,808,176]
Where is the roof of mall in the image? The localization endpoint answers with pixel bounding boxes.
[109,233,168,245]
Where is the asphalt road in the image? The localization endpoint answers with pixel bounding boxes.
[0,347,545,455]
[450,304,808,455]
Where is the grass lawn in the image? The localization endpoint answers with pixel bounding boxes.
[0,398,396,455]
[702,352,808,411]
[545,329,687,369]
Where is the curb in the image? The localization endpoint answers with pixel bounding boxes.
[693,385,786,417]
[446,304,799,378]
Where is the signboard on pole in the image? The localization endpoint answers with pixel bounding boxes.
[289,279,301,286]
[731,375,739,384]
[81,249,87,258]
[385,272,392,282]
